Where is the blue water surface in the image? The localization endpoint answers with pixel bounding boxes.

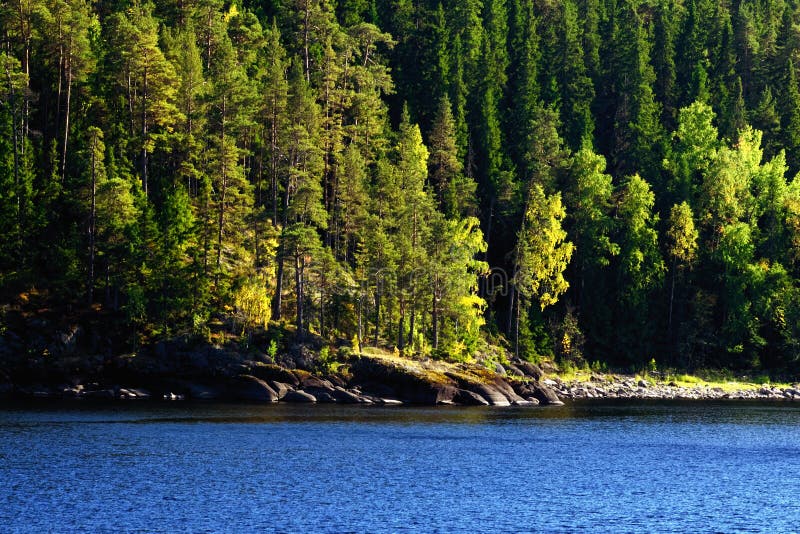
[1,401,799,532]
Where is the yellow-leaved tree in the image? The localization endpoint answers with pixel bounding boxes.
[512,183,574,358]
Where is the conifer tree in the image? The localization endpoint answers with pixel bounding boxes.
[609,0,666,181]
[111,0,180,196]
[558,0,595,150]
[428,95,476,218]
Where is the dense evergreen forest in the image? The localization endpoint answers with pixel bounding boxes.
[5,0,800,373]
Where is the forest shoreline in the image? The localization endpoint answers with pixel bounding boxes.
[3,336,799,405]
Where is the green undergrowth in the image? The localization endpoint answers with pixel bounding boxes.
[551,358,795,391]
[355,347,501,386]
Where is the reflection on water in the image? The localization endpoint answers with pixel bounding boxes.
[2,401,800,532]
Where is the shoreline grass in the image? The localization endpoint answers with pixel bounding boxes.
[550,360,795,392]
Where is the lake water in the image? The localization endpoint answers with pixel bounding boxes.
[1,401,800,532]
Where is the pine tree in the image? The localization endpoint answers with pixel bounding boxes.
[782,60,800,173]
[558,0,595,150]
[163,25,207,195]
[428,95,475,218]
[111,0,180,196]
[43,0,95,183]
[257,21,289,227]
[506,0,539,171]
[652,0,678,129]
[393,108,433,350]
[0,52,33,268]
[609,0,666,181]
[273,61,325,322]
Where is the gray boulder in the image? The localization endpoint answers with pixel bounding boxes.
[83,388,116,399]
[471,384,511,406]
[514,361,544,380]
[283,389,317,403]
[300,375,334,389]
[454,389,490,406]
[248,363,301,386]
[269,381,294,400]
[491,379,529,404]
[529,381,564,405]
[229,375,279,402]
[332,386,365,404]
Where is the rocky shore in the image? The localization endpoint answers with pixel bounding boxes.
[3,319,800,405]
[548,374,800,401]
[0,331,566,406]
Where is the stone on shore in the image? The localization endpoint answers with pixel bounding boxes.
[529,382,564,405]
[283,390,317,403]
[470,384,510,406]
[332,386,366,404]
[229,375,279,402]
[269,381,294,400]
[454,389,490,406]
[248,363,301,386]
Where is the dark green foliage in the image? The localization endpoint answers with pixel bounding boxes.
[4,0,800,374]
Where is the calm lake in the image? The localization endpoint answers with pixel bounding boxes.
[1,401,799,532]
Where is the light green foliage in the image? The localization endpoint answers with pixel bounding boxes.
[565,148,618,269]
[427,215,488,356]
[668,101,720,203]
[514,183,573,310]
[702,128,762,231]
[617,174,665,301]
[233,274,272,331]
[667,202,699,267]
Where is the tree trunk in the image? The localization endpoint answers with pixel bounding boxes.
[5,62,20,239]
[273,253,284,320]
[357,293,363,349]
[295,252,304,335]
[397,298,405,351]
[408,281,416,349]
[61,51,72,184]
[214,160,227,287]
[22,34,29,144]
[374,289,381,347]
[54,35,63,156]
[214,95,227,288]
[270,97,279,227]
[432,283,439,349]
[271,167,291,320]
[87,132,97,305]
[507,284,516,336]
[515,292,521,359]
[105,259,111,308]
[141,64,149,196]
[303,1,311,82]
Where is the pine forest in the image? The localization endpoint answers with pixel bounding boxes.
[5,0,800,374]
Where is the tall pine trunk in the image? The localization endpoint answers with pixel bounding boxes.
[214,96,227,288]
[61,47,72,183]
[141,65,148,196]
[87,131,98,305]
[295,252,305,335]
